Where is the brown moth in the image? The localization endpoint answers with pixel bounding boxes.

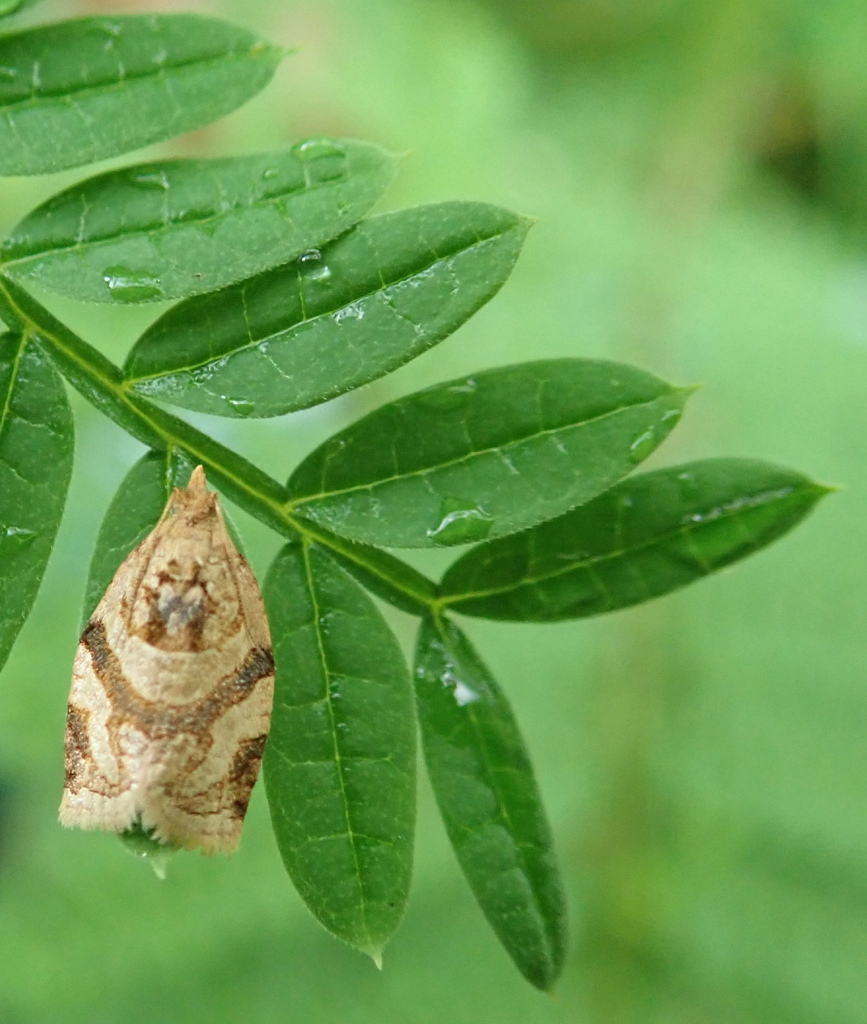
[59,465,274,854]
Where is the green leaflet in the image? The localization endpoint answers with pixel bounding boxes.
[414,615,567,990]
[2,141,395,304]
[81,448,198,626]
[123,202,530,415]
[439,459,831,620]
[0,15,282,176]
[264,542,416,961]
[288,359,690,548]
[0,332,73,673]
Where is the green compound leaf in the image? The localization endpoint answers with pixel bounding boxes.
[264,541,416,962]
[81,448,198,626]
[439,458,831,620]
[0,15,282,176]
[123,202,529,416]
[287,359,690,548]
[414,615,566,990]
[0,332,73,673]
[3,141,396,304]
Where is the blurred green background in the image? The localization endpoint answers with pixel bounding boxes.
[1,0,865,1020]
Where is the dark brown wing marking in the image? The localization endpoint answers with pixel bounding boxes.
[80,620,273,738]
[73,621,273,803]
[64,704,92,792]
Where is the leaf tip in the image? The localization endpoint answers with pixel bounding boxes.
[366,948,384,971]
[517,958,564,993]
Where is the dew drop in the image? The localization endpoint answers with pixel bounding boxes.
[417,378,478,412]
[103,266,163,303]
[453,681,480,707]
[292,137,345,161]
[298,249,332,282]
[291,137,347,184]
[226,398,255,417]
[262,167,279,180]
[118,819,178,879]
[427,499,493,545]
[1,525,36,553]
[628,430,656,463]
[334,302,364,323]
[131,169,169,191]
[0,66,18,82]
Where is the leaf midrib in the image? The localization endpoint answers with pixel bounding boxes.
[125,226,518,384]
[439,486,803,608]
[0,330,26,442]
[303,541,375,949]
[431,614,559,982]
[288,390,679,508]
[1,167,355,267]
[0,31,272,112]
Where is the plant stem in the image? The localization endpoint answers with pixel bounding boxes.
[0,277,436,616]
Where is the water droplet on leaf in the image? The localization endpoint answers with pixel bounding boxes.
[427,499,493,545]
[1,525,36,553]
[418,378,478,412]
[103,266,163,303]
[291,138,347,184]
[226,398,255,417]
[131,169,169,190]
[453,682,481,707]
[628,430,656,463]
[334,302,364,323]
[292,138,345,161]
[298,249,332,282]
